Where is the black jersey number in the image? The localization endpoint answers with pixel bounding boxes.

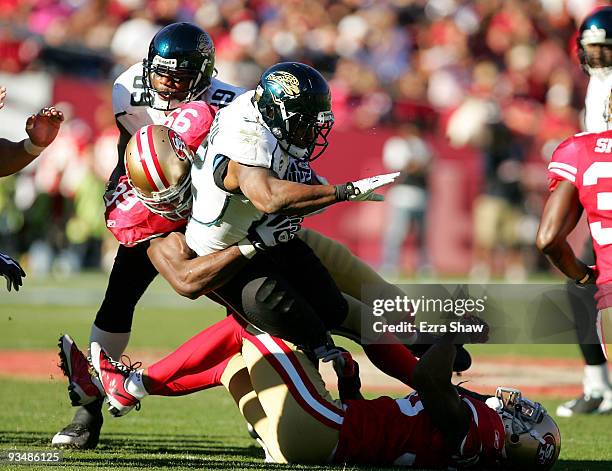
[210,89,236,108]
[130,75,148,107]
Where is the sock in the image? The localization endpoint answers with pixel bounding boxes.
[362,332,418,387]
[125,369,148,400]
[90,325,130,359]
[583,364,612,397]
[146,316,244,394]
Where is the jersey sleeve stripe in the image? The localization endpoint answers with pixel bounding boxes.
[549,168,576,183]
[135,129,160,192]
[548,162,577,174]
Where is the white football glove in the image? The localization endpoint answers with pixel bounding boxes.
[335,172,400,202]
[0,252,26,292]
[247,214,303,252]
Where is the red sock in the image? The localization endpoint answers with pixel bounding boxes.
[149,357,231,396]
[362,332,417,387]
[146,316,244,394]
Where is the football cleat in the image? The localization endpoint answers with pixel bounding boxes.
[556,392,612,417]
[90,342,141,417]
[51,401,103,449]
[57,334,103,406]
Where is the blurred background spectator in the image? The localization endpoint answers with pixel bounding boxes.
[0,0,604,278]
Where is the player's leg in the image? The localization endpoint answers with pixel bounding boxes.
[219,352,276,461]
[300,229,471,372]
[52,242,158,448]
[212,240,346,354]
[91,316,244,415]
[298,228,406,311]
[558,241,612,417]
[241,328,342,464]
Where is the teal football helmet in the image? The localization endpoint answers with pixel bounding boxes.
[254,62,334,161]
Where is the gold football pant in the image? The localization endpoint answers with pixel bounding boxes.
[597,307,612,360]
[299,228,408,338]
[220,328,342,464]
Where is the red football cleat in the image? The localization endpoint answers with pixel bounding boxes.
[90,342,141,417]
[57,334,103,406]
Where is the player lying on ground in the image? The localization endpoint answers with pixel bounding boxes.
[78,314,560,469]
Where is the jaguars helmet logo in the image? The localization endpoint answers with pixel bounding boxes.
[266,71,301,97]
[197,33,214,54]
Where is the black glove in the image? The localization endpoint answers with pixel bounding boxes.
[0,252,26,292]
[247,214,303,252]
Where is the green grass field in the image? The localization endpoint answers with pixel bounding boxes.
[1,273,611,470]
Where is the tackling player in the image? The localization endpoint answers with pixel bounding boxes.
[84,315,560,469]
[0,87,64,292]
[553,6,612,417]
[51,21,245,449]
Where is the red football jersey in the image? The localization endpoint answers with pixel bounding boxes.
[548,131,612,303]
[105,101,216,246]
[333,393,505,468]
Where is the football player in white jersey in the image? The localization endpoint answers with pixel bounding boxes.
[52,22,245,450]
[555,6,612,418]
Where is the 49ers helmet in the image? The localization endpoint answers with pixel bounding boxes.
[489,387,560,470]
[125,125,193,221]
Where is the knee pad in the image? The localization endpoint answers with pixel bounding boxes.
[242,277,327,349]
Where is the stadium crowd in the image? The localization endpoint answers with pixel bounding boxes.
[0,0,603,278]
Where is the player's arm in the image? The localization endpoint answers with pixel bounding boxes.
[536,180,593,282]
[227,162,399,215]
[0,106,64,177]
[411,334,471,450]
[228,162,337,215]
[147,232,248,299]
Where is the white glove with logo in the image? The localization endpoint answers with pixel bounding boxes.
[247,214,303,252]
[335,172,400,202]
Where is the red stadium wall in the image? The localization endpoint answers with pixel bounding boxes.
[305,128,481,274]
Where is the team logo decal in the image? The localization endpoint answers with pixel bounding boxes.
[535,433,557,467]
[197,33,214,54]
[266,71,301,97]
[168,130,192,162]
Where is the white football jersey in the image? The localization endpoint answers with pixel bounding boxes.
[584,72,612,132]
[112,62,246,135]
[186,90,316,256]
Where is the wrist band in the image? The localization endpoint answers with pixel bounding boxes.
[23,139,46,156]
[576,268,594,285]
[238,238,257,259]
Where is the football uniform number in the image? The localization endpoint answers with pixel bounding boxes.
[165,108,199,134]
[105,181,139,212]
[583,161,612,245]
[130,75,148,107]
[210,89,236,108]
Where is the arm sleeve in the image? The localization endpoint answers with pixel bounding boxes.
[547,135,580,191]
[166,101,217,152]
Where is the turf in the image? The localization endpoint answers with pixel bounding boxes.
[0,273,611,470]
[0,379,611,470]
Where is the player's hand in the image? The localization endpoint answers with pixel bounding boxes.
[26,106,64,148]
[247,214,303,252]
[454,314,490,344]
[335,172,400,202]
[0,86,6,110]
[0,252,26,292]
